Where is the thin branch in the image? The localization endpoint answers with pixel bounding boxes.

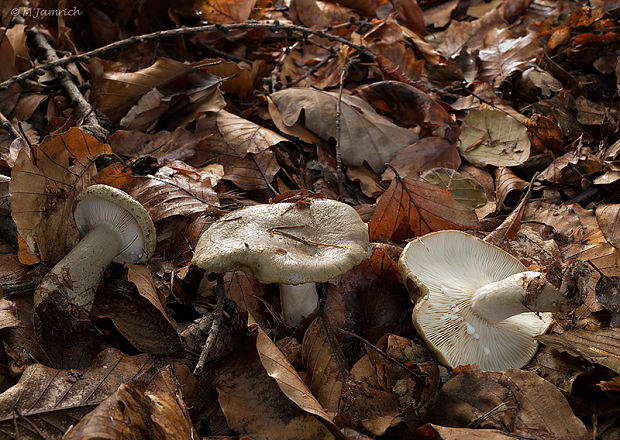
[0,111,20,140]
[337,327,428,380]
[1,20,376,91]
[26,28,108,142]
[335,57,358,200]
[193,274,225,376]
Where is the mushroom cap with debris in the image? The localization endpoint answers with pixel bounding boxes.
[192,200,370,284]
[399,230,552,371]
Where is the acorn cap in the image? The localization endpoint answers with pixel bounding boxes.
[399,230,552,371]
[73,184,156,264]
[192,199,370,284]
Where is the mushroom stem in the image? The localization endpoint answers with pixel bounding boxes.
[471,271,565,324]
[34,223,123,327]
[279,282,319,327]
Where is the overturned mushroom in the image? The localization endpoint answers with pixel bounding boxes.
[192,199,370,326]
[399,230,587,371]
[35,184,156,333]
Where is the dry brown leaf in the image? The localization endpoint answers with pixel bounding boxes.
[458,109,530,167]
[9,128,112,264]
[96,161,220,222]
[109,128,203,162]
[301,312,349,415]
[356,82,460,142]
[537,328,620,373]
[216,336,334,440]
[382,137,461,182]
[423,0,459,28]
[268,87,417,173]
[0,254,28,284]
[340,334,439,435]
[0,298,18,330]
[214,110,288,155]
[346,166,385,198]
[0,349,175,439]
[92,265,182,355]
[494,167,528,210]
[596,204,620,249]
[63,365,196,440]
[423,369,588,440]
[194,0,256,23]
[369,175,482,242]
[416,424,519,439]
[89,57,223,123]
[224,272,265,326]
[421,168,487,209]
[478,30,542,86]
[250,314,339,433]
[222,149,280,191]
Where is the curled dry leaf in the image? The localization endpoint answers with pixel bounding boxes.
[0,297,18,330]
[215,335,335,440]
[0,349,177,439]
[268,87,417,173]
[356,81,460,142]
[302,312,349,415]
[421,168,487,209]
[91,265,182,355]
[494,167,528,210]
[369,174,482,242]
[478,30,542,87]
[458,109,530,167]
[423,369,588,440]
[95,161,220,222]
[382,137,461,182]
[250,314,339,433]
[9,128,112,264]
[89,57,223,123]
[596,203,620,249]
[416,424,519,440]
[340,334,439,435]
[537,328,620,373]
[63,366,196,440]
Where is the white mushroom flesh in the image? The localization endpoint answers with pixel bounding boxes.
[399,230,553,371]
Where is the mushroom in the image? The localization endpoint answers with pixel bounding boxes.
[34,184,156,332]
[398,230,575,371]
[192,199,370,326]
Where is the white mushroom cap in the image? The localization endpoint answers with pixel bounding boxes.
[73,184,156,264]
[399,230,552,371]
[192,199,370,284]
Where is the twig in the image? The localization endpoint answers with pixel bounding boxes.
[0,21,376,91]
[193,274,226,376]
[0,111,20,140]
[335,58,358,200]
[267,226,345,248]
[1,280,36,296]
[466,402,513,428]
[337,327,427,380]
[26,28,108,142]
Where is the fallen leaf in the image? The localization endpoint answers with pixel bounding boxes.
[478,30,542,87]
[9,128,112,264]
[416,424,519,439]
[302,312,349,415]
[92,265,182,355]
[596,204,620,249]
[494,167,528,210]
[0,298,18,330]
[369,174,482,242]
[268,87,417,173]
[421,168,487,209]
[250,314,339,433]
[537,328,620,373]
[216,336,335,440]
[423,369,588,440]
[382,137,461,182]
[356,81,459,142]
[0,349,176,439]
[63,365,196,440]
[458,108,530,167]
